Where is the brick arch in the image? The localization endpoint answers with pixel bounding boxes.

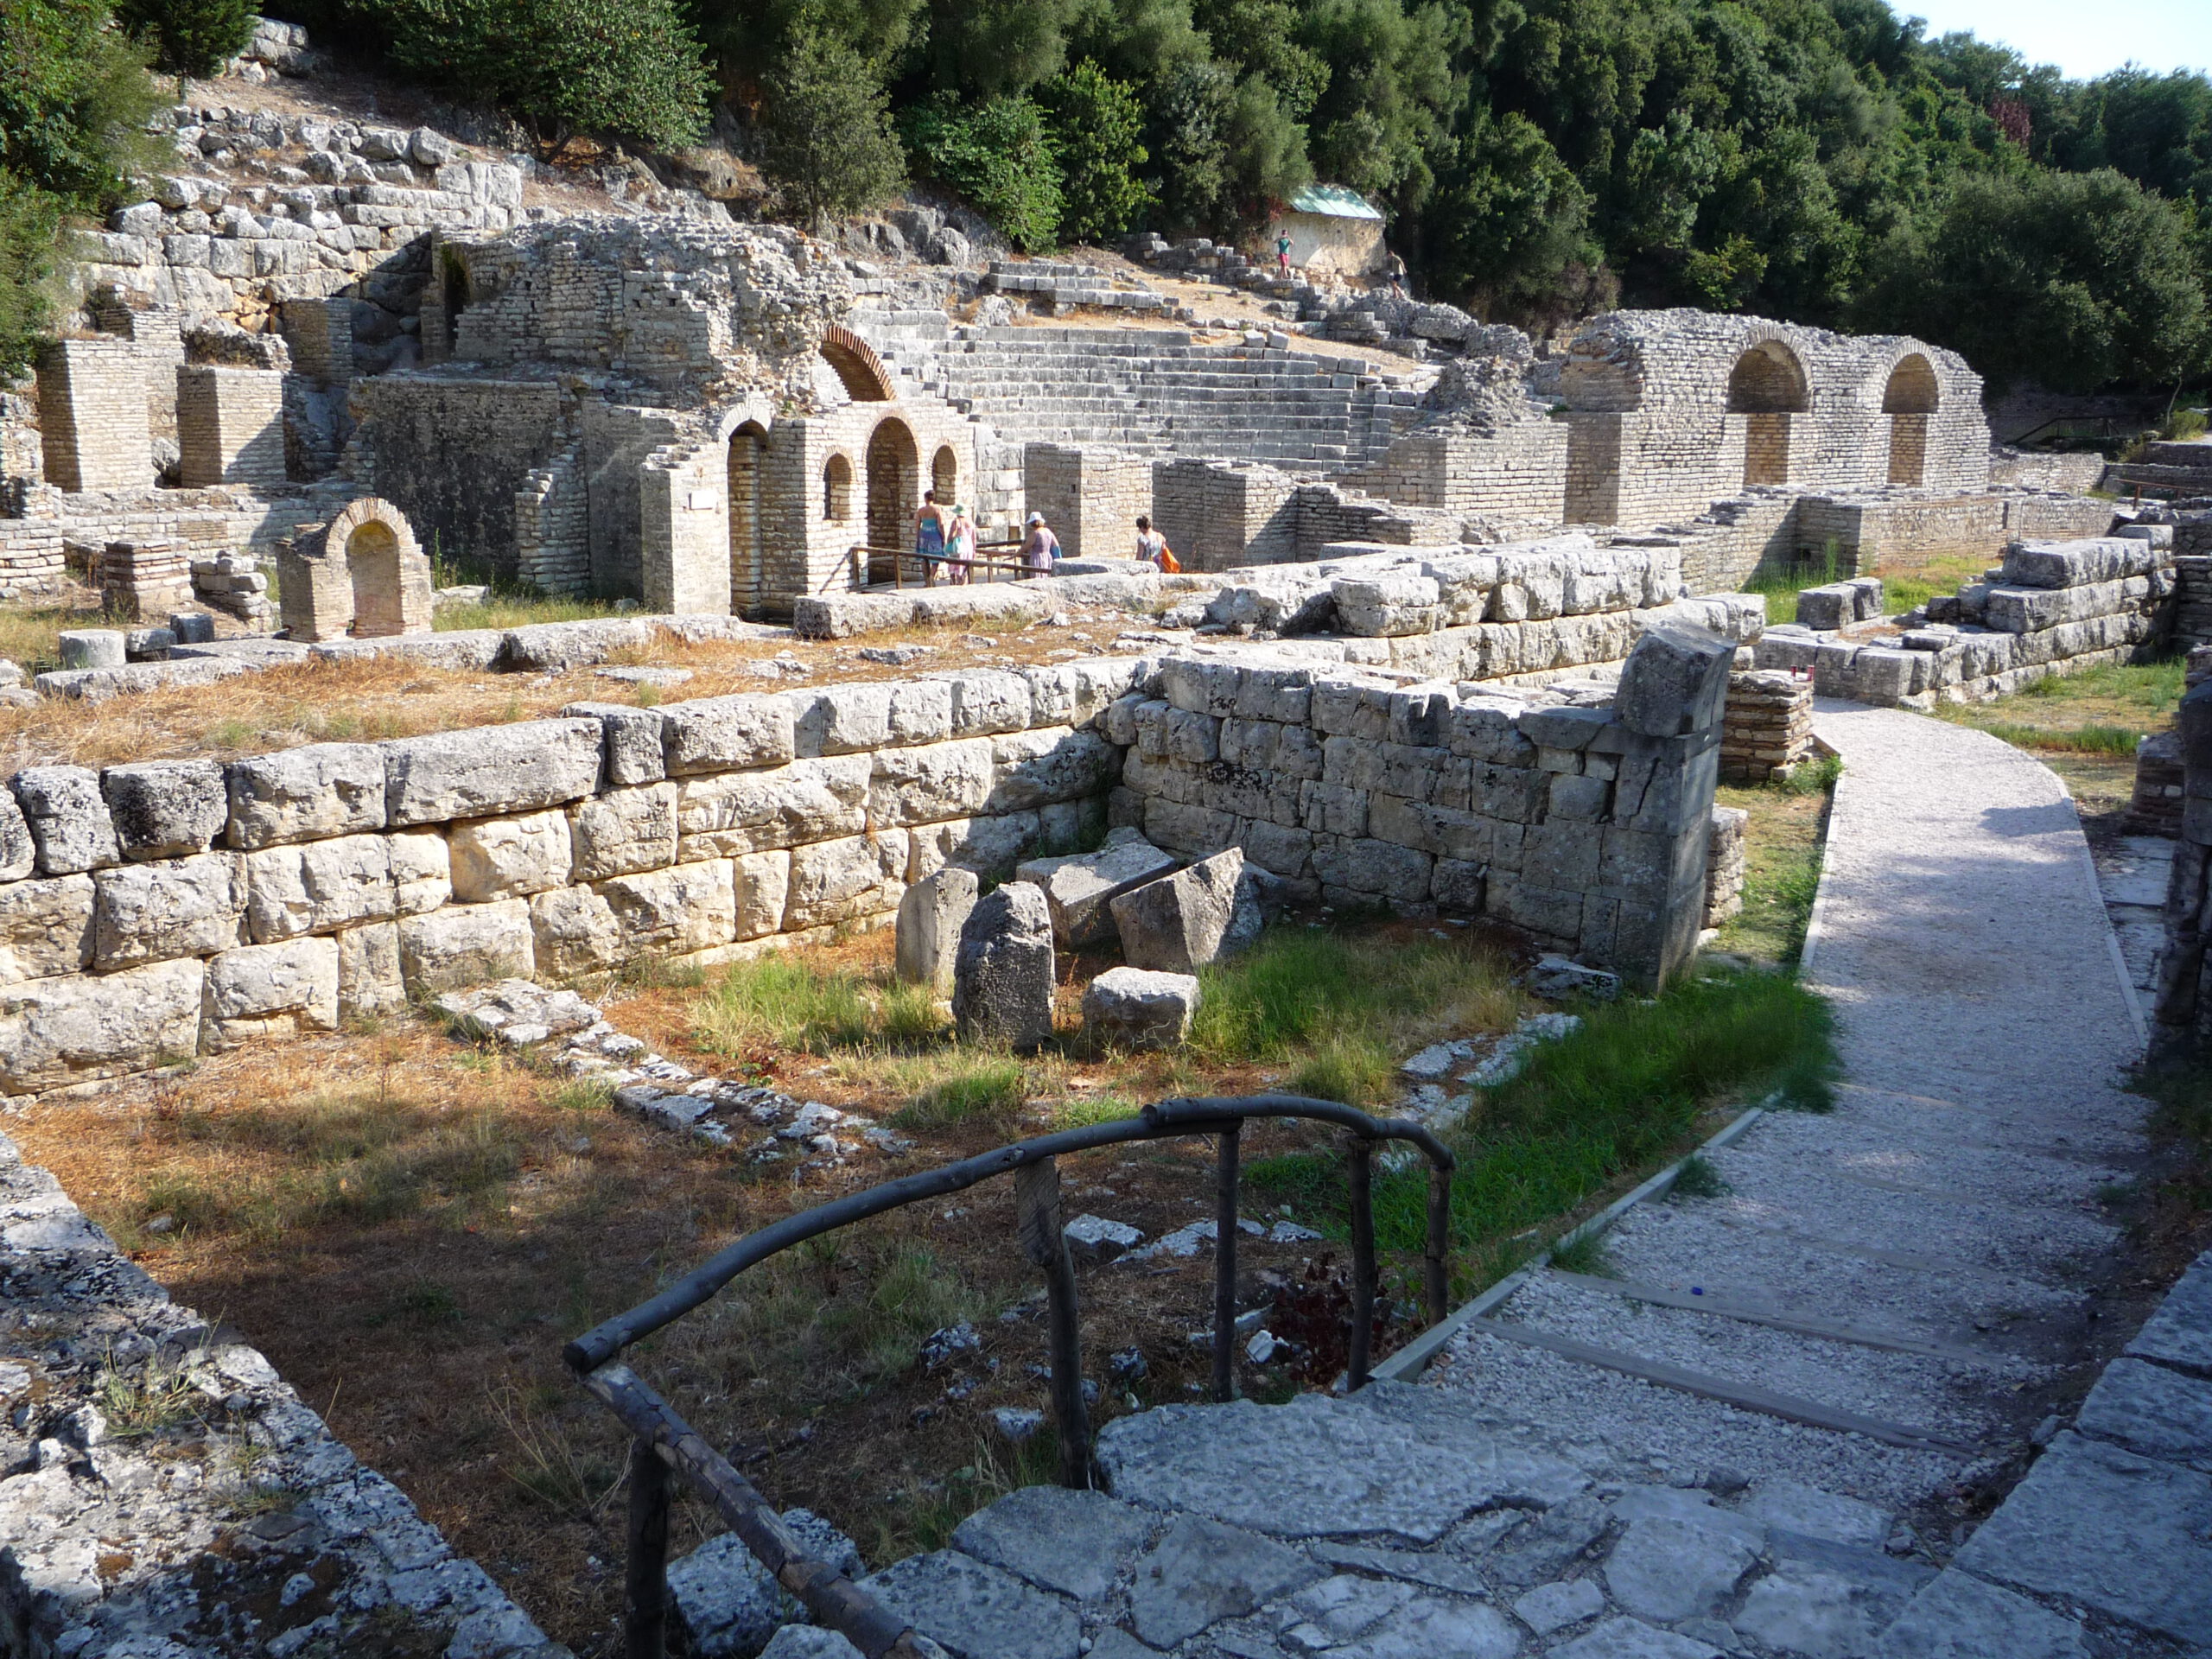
[1726,340,1810,414]
[1881,353,1940,414]
[820,326,896,404]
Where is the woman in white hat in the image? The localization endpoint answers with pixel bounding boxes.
[1021,511,1060,577]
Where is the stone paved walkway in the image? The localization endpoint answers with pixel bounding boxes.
[738,706,2197,1659]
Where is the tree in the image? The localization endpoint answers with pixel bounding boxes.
[382,0,714,156]
[1853,168,2209,392]
[113,0,256,78]
[1043,61,1155,244]
[757,27,906,222]
[0,0,159,377]
[904,94,1064,251]
[1426,109,1595,322]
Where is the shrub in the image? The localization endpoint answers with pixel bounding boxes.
[114,0,255,77]
[1042,61,1154,245]
[904,93,1064,253]
[757,27,906,223]
[381,0,713,157]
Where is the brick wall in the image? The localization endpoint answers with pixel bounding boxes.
[351,374,567,579]
[35,340,151,493]
[1024,442,1153,560]
[176,365,287,487]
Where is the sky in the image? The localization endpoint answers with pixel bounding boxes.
[1897,0,2212,79]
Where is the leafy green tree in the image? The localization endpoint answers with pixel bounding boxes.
[919,0,1084,98]
[1853,167,2209,392]
[1043,61,1155,244]
[904,94,1065,251]
[1425,110,1594,321]
[113,0,256,78]
[0,0,159,377]
[757,26,906,221]
[691,0,925,93]
[383,0,714,156]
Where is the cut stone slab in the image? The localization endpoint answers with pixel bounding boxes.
[858,1549,1080,1659]
[1344,1594,1521,1659]
[1548,1617,1721,1659]
[1110,848,1247,973]
[1094,1383,1587,1543]
[951,880,1055,1052]
[1948,1432,2212,1643]
[1064,1214,1144,1262]
[1015,830,1179,947]
[895,867,979,995]
[1487,1494,1611,1586]
[1738,1479,1890,1548]
[1602,1516,1758,1623]
[2124,1248,2212,1376]
[1287,1573,1419,1644]
[669,1510,863,1659]
[1733,1561,1915,1659]
[2075,1356,2212,1471]
[1879,1568,2088,1659]
[1613,619,1732,738]
[1125,1515,1319,1649]
[101,760,227,860]
[950,1485,1152,1602]
[1513,1578,1606,1636]
[1082,966,1199,1051]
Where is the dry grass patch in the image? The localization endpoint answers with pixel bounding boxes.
[1937,655,2184,836]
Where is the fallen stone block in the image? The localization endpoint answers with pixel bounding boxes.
[1614,619,1733,738]
[953,881,1055,1052]
[669,1510,864,1659]
[1110,849,1247,974]
[895,867,979,995]
[1017,829,1179,947]
[1083,965,1200,1051]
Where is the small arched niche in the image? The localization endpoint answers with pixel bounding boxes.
[1728,341,1808,486]
[932,444,959,504]
[823,453,853,521]
[728,421,768,612]
[864,418,918,555]
[1883,354,1939,486]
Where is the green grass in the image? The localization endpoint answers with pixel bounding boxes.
[1190,927,1520,1070]
[1549,1229,1616,1276]
[1288,1035,1396,1107]
[894,1057,1029,1130]
[1247,969,1835,1290]
[1669,1152,1731,1200]
[696,957,941,1058]
[1971,721,2144,756]
[1743,547,1846,624]
[1938,655,2187,754]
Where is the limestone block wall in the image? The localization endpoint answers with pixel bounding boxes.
[35,339,152,492]
[0,482,330,601]
[514,445,589,594]
[581,401,683,598]
[1337,423,1569,528]
[0,664,1138,1096]
[1111,654,1721,982]
[349,373,568,577]
[1025,442,1154,559]
[176,364,287,486]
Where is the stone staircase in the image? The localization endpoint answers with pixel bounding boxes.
[981,260,1172,315]
[2104,437,2212,500]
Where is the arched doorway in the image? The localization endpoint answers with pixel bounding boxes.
[932,444,959,505]
[820,326,896,403]
[1882,354,1939,486]
[728,422,766,613]
[1726,341,1809,487]
[865,418,918,560]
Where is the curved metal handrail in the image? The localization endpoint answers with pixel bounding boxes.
[566,1093,1457,1659]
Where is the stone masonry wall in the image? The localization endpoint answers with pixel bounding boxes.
[175,365,286,487]
[350,375,568,577]
[0,483,333,601]
[35,340,152,493]
[1025,442,1154,560]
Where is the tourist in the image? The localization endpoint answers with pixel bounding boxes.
[1134,514,1178,572]
[1385,250,1407,299]
[1275,231,1293,273]
[912,489,948,587]
[945,504,976,585]
[1021,512,1059,577]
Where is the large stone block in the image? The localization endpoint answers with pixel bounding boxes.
[1112,849,1248,972]
[449,810,574,902]
[785,835,906,931]
[528,886,623,979]
[0,875,95,984]
[202,937,340,1049]
[570,784,678,881]
[660,694,798,776]
[911,814,1042,883]
[336,921,404,1020]
[397,900,535,993]
[0,957,206,1093]
[897,867,979,994]
[0,792,32,885]
[243,834,396,942]
[381,719,605,827]
[677,757,870,859]
[562,702,667,786]
[953,881,1056,1052]
[793,679,955,755]
[1083,966,1199,1051]
[14,766,121,876]
[987,728,1121,814]
[1614,620,1733,738]
[932,670,1033,736]
[93,852,245,969]
[869,739,997,828]
[391,831,452,914]
[735,849,791,940]
[1016,830,1179,948]
[599,861,739,957]
[226,741,387,849]
[103,760,227,861]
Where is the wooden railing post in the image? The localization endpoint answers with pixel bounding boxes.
[1424,1163,1452,1327]
[624,1436,673,1659]
[1348,1137,1376,1391]
[1014,1157,1092,1487]
[1213,1123,1241,1403]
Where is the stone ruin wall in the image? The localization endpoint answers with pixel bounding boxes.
[0,631,1732,1096]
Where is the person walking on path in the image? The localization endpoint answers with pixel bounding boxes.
[944,503,976,585]
[1275,231,1293,274]
[1385,250,1407,298]
[912,489,948,587]
[1021,512,1059,577]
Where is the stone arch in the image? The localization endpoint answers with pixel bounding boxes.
[1728,340,1808,487]
[932,444,959,503]
[279,496,432,643]
[864,418,918,553]
[823,452,854,521]
[820,325,896,403]
[728,420,767,613]
[1881,354,1940,486]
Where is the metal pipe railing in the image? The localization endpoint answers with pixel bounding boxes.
[566,1092,1457,1659]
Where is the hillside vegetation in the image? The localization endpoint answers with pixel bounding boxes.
[4,0,2209,397]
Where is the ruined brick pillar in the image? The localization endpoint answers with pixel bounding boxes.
[35,339,150,492]
[176,365,287,487]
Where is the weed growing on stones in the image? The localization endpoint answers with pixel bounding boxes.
[1547,1230,1617,1277]
[1669,1152,1731,1200]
